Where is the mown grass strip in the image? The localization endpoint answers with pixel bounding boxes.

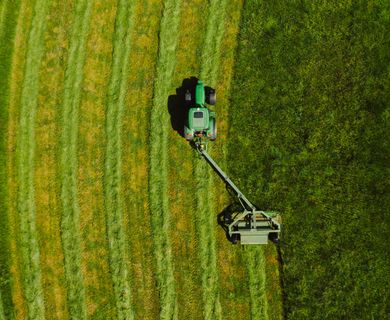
[34,1,74,319]
[121,1,162,318]
[0,1,21,318]
[78,2,117,319]
[167,1,210,318]
[16,0,50,318]
[245,247,269,320]
[6,2,35,317]
[193,1,228,319]
[60,1,92,318]
[210,2,256,319]
[103,1,136,319]
[149,0,182,319]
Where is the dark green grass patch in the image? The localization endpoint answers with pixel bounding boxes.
[229,0,389,319]
[0,2,21,317]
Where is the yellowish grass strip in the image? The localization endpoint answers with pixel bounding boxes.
[148,0,182,319]
[0,1,21,318]
[6,2,34,317]
[15,0,51,318]
[121,0,162,318]
[59,1,92,318]
[34,1,75,319]
[78,1,117,318]
[103,1,137,318]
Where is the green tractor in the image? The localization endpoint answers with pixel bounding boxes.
[181,78,281,245]
[184,80,217,144]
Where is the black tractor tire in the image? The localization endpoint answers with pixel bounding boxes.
[205,87,216,105]
[269,233,279,244]
[230,233,239,244]
[209,118,217,141]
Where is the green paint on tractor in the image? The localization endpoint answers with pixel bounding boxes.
[184,80,216,142]
[183,79,281,245]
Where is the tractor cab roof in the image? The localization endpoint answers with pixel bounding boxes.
[189,107,209,131]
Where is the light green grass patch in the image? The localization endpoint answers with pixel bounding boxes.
[60,0,92,318]
[16,0,50,318]
[149,0,182,319]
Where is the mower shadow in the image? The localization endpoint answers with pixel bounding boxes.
[217,203,241,244]
[168,76,199,137]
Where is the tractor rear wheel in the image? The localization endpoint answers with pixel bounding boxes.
[205,87,216,105]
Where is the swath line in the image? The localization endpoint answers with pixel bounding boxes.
[16,0,50,318]
[194,0,228,319]
[103,0,136,319]
[246,247,269,320]
[148,0,181,319]
[0,0,21,318]
[59,1,92,319]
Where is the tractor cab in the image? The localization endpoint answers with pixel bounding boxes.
[184,80,216,143]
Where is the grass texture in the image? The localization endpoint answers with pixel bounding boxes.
[103,0,137,319]
[193,0,228,318]
[59,0,92,318]
[148,0,182,319]
[15,0,50,318]
[0,0,21,318]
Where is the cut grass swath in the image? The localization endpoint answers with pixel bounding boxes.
[121,0,163,318]
[245,247,269,320]
[193,1,228,318]
[103,1,136,319]
[149,0,182,319]
[0,1,21,318]
[167,0,209,317]
[34,1,74,318]
[6,2,34,317]
[60,1,92,318]
[16,0,50,318]
[78,2,117,318]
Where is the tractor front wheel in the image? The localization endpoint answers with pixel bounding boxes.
[209,118,217,141]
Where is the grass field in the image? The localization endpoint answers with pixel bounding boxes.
[0,1,282,319]
[1,1,388,319]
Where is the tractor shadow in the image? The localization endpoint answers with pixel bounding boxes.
[168,76,199,137]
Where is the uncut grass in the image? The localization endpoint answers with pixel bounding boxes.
[167,0,208,318]
[148,0,182,319]
[59,1,92,318]
[0,1,21,318]
[15,0,50,318]
[34,1,74,319]
[77,1,117,318]
[121,0,162,319]
[227,0,389,318]
[103,1,137,319]
[6,2,34,317]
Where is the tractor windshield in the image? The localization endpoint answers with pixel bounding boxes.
[194,112,203,118]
